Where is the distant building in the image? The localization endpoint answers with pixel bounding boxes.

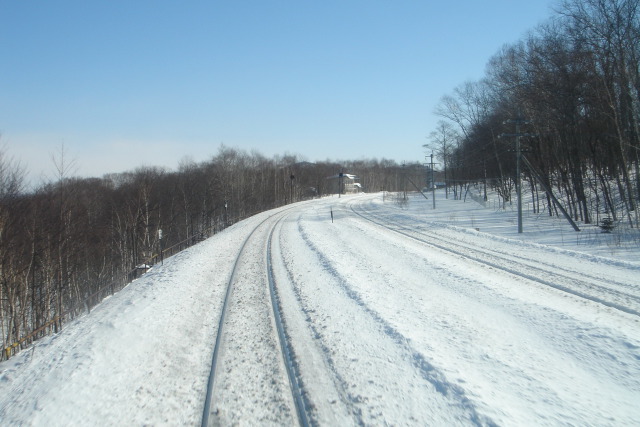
[326,172,361,195]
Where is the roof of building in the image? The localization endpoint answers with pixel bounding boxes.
[326,173,358,180]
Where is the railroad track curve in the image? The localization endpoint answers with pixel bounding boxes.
[348,200,640,318]
[201,207,311,426]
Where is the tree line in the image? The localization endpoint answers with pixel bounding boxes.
[0,144,421,358]
[427,0,640,227]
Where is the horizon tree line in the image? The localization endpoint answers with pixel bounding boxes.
[0,143,423,358]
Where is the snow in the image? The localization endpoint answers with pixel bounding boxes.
[1,190,639,426]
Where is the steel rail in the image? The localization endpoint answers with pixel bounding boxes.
[200,218,258,427]
[361,204,636,290]
[349,203,640,318]
[266,216,312,427]
[201,207,309,426]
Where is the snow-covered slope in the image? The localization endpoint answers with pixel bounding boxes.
[1,192,639,426]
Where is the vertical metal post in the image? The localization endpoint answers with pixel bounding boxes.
[516,120,523,233]
[290,173,295,203]
[502,115,532,234]
[483,147,488,201]
[431,154,436,209]
[402,162,407,201]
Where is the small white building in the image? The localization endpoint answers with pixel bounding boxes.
[327,173,361,194]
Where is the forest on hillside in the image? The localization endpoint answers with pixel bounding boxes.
[0,145,422,358]
[427,0,640,228]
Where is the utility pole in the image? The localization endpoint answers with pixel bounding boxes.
[501,115,533,234]
[402,162,407,201]
[426,154,439,209]
[158,229,163,265]
[482,147,488,202]
[430,154,436,209]
[516,120,522,233]
[290,173,295,203]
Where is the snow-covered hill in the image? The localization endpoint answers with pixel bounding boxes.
[1,191,639,426]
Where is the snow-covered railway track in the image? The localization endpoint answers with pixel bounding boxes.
[350,203,640,318]
[266,218,311,427]
[201,209,310,426]
[272,209,496,425]
[354,202,637,292]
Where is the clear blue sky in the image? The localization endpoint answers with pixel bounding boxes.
[0,0,555,183]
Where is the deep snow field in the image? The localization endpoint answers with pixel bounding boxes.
[0,189,638,426]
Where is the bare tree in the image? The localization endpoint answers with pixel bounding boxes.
[425,121,459,198]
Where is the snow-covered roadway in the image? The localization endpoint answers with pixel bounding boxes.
[1,192,639,426]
